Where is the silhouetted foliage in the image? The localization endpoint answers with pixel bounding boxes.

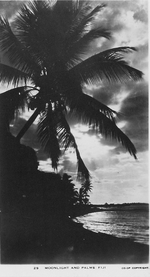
[0,0,143,192]
[78,187,90,205]
[0,128,80,216]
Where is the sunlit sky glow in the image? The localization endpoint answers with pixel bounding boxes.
[0,0,148,204]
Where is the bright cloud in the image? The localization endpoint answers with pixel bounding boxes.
[112,10,148,47]
[71,124,115,163]
[108,87,130,112]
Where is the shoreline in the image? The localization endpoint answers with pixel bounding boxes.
[52,220,149,264]
[72,220,149,246]
[71,203,149,217]
[1,216,149,264]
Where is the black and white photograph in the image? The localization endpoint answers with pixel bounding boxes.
[0,0,149,272]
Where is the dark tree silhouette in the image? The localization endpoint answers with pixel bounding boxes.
[79,186,90,205]
[0,0,143,191]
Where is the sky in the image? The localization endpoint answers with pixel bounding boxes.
[0,0,148,204]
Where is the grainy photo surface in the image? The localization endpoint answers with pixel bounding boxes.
[0,0,149,270]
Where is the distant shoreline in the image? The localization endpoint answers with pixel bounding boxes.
[71,202,149,217]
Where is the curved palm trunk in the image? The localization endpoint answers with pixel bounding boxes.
[16,107,40,142]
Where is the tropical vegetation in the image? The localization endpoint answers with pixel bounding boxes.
[0,0,143,192]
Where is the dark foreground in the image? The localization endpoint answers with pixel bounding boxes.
[0,134,149,264]
[1,214,149,264]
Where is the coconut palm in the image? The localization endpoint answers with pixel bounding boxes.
[0,0,143,191]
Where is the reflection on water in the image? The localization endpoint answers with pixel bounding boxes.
[75,209,149,245]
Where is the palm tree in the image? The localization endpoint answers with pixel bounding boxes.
[0,0,143,192]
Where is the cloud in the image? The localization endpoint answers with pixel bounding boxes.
[113,11,147,48]
[107,82,148,154]
[131,43,148,79]
[66,77,148,162]
[87,83,129,109]
[94,0,148,55]
[0,1,25,19]
[133,8,148,23]
[0,83,13,94]
[90,151,148,204]
[118,82,148,152]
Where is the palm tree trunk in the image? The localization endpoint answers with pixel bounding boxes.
[16,107,40,142]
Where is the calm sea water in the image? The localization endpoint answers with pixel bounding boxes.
[75,205,149,245]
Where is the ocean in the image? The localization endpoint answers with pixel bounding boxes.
[74,204,149,245]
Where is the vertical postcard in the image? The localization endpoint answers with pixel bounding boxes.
[0,0,149,276]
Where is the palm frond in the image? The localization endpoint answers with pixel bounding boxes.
[67,93,137,159]
[52,0,81,27]
[66,27,111,67]
[0,62,30,86]
[25,0,52,14]
[80,179,93,194]
[67,92,118,122]
[70,47,143,85]
[0,16,41,75]
[56,112,90,184]
[79,26,111,43]
[37,106,61,169]
[84,179,92,193]
[64,3,107,64]
[70,3,106,39]
[13,1,59,67]
[76,148,91,182]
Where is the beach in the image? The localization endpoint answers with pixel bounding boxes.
[1,214,149,264]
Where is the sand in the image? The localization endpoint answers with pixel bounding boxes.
[1,216,149,264]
